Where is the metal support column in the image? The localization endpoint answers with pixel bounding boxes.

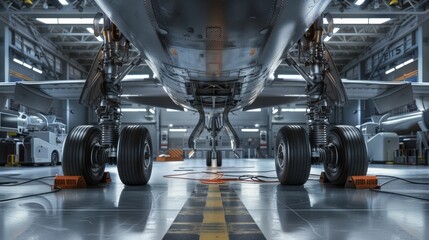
[0,20,10,83]
[418,18,429,83]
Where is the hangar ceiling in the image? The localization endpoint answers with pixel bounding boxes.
[0,0,428,78]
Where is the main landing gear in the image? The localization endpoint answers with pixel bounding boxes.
[62,15,152,186]
[276,17,368,186]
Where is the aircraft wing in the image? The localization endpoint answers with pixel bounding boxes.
[3,78,428,114]
[244,79,429,113]
[0,79,183,113]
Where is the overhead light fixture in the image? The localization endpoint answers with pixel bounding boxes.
[86,27,94,34]
[403,59,414,65]
[87,28,103,42]
[13,58,24,65]
[385,68,396,75]
[255,124,260,127]
[32,67,43,74]
[324,27,340,42]
[168,124,173,127]
[277,74,304,80]
[245,108,261,112]
[323,18,391,25]
[241,129,259,133]
[384,59,415,75]
[22,62,32,69]
[281,108,307,112]
[149,108,155,114]
[58,0,69,5]
[121,108,147,112]
[123,74,150,80]
[354,0,366,5]
[166,108,180,112]
[169,128,187,132]
[36,18,103,25]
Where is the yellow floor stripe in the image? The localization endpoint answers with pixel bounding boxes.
[200,184,228,240]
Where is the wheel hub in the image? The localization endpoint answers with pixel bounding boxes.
[143,140,151,169]
[90,143,107,167]
[277,141,287,169]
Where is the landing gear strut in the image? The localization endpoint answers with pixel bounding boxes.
[62,15,152,185]
[276,17,368,185]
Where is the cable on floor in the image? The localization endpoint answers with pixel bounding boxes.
[370,175,429,202]
[164,170,279,184]
[0,175,62,202]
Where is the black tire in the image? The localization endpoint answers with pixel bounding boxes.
[117,125,153,185]
[324,125,368,185]
[51,151,59,166]
[275,125,311,185]
[62,125,105,185]
[206,150,212,166]
[216,151,222,167]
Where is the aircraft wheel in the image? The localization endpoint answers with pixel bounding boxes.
[51,151,59,166]
[216,151,222,167]
[206,150,212,166]
[117,126,153,185]
[62,125,105,185]
[323,126,368,185]
[275,125,311,185]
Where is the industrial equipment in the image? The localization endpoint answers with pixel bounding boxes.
[0,112,65,166]
[362,109,429,164]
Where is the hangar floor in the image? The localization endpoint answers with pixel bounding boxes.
[0,159,428,240]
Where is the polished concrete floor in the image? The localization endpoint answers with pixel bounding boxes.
[0,158,428,240]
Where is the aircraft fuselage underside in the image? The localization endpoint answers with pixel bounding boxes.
[61,0,369,187]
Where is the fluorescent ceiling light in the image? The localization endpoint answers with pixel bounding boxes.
[121,108,147,112]
[385,59,415,75]
[323,18,391,25]
[23,63,32,69]
[277,74,304,80]
[281,108,307,112]
[245,108,261,112]
[149,108,155,114]
[385,68,395,75]
[32,67,42,74]
[123,74,150,80]
[354,0,366,5]
[324,27,340,42]
[58,0,69,5]
[368,18,391,24]
[241,129,259,132]
[86,27,94,34]
[120,94,140,97]
[169,128,187,132]
[13,58,24,65]
[403,59,414,65]
[395,63,404,70]
[96,36,103,42]
[166,108,180,112]
[168,124,173,127]
[36,18,103,25]
[255,124,260,127]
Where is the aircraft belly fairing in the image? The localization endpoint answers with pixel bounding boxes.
[95,0,331,112]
